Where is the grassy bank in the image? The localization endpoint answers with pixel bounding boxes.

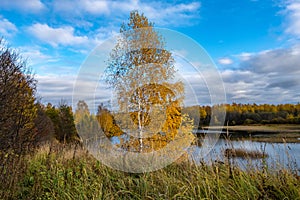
[204,124,300,143]
[205,124,300,133]
[1,145,300,199]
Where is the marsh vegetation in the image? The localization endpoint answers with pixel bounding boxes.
[1,143,300,200]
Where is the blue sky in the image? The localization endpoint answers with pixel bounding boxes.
[0,0,300,105]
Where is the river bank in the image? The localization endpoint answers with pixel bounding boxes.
[1,145,299,199]
[200,124,300,143]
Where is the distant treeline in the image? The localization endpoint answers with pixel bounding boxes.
[184,103,300,127]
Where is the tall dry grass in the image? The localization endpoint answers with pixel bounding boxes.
[0,142,299,199]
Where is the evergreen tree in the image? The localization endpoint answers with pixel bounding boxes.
[45,103,80,144]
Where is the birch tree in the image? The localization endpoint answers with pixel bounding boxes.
[105,11,191,152]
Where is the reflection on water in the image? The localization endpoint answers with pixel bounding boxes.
[189,137,300,170]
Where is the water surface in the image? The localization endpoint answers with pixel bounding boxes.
[189,132,300,171]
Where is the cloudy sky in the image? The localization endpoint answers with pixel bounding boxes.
[0,0,299,105]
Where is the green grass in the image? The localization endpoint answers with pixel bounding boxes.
[1,145,300,200]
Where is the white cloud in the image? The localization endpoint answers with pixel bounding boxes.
[172,49,189,57]
[218,58,233,65]
[36,73,112,112]
[221,70,266,103]
[222,70,254,83]
[132,1,201,26]
[236,52,253,61]
[35,45,300,106]
[284,1,300,38]
[27,23,89,47]
[241,45,300,73]
[53,0,201,26]
[53,0,110,16]
[36,74,76,105]
[0,0,45,13]
[80,0,110,15]
[0,17,17,37]
[94,26,118,44]
[221,45,300,104]
[18,46,54,66]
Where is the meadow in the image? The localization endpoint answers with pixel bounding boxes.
[1,143,299,200]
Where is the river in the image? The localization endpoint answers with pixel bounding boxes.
[189,132,300,171]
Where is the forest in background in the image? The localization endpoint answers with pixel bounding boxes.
[185,103,300,127]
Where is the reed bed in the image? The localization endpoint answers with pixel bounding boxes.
[0,143,299,199]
